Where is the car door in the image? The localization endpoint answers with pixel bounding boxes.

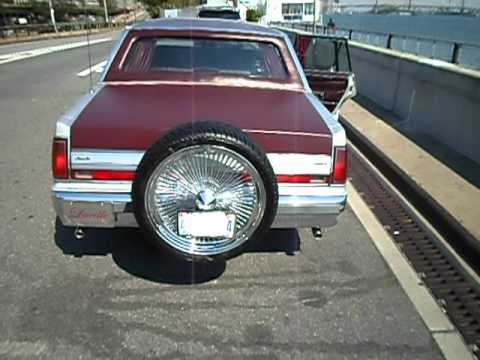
[280,29,356,118]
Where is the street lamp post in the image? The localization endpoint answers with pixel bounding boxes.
[103,0,109,25]
[48,0,58,33]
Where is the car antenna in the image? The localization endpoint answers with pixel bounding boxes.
[84,3,94,93]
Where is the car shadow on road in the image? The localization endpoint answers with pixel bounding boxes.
[54,219,301,285]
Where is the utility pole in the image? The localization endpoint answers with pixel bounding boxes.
[124,0,127,26]
[102,0,109,25]
[408,0,412,11]
[312,0,316,33]
[48,0,58,33]
[133,0,137,23]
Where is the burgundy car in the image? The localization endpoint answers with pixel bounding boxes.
[52,19,349,261]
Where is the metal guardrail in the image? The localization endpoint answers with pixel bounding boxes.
[0,21,124,40]
[333,3,480,15]
[274,22,480,70]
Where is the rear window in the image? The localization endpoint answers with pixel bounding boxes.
[122,37,288,80]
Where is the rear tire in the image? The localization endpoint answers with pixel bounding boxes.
[132,121,278,261]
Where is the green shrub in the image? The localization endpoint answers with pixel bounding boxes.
[246,8,259,22]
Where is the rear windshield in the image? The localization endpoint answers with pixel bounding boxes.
[122,37,288,80]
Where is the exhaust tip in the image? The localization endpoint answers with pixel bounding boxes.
[312,227,323,239]
[74,228,85,240]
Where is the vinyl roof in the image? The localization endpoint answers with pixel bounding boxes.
[131,18,285,38]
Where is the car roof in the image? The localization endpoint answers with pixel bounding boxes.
[131,18,285,38]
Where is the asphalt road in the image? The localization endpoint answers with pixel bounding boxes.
[0,32,117,57]
[0,35,444,359]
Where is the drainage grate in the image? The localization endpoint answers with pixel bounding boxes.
[349,149,480,358]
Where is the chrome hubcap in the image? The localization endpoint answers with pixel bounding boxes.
[145,145,266,256]
[196,189,217,210]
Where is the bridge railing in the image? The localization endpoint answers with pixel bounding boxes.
[272,22,480,70]
[0,21,124,40]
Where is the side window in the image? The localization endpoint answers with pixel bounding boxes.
[304,38,336,71]
[337,42,351,72]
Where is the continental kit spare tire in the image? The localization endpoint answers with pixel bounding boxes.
[132,121,278,261]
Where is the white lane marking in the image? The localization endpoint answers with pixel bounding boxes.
[0,37,112,65]
[77,60,107,77]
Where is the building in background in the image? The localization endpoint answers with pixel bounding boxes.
[264,0,326,23]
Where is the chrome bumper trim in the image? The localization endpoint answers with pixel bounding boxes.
[52,186,346,229]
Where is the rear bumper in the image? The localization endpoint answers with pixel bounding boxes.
[52,182,346,229]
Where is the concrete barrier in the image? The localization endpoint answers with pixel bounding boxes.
[347,41,480,165]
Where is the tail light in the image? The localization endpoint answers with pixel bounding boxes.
[276,175,312,183]
[331,146,347,184]
[52,139,68,179]
[72,170,135,181]
[276,175,327,184]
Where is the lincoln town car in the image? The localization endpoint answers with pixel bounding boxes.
[51,19,353,261]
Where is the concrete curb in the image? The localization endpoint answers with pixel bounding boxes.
[340,116,480,271]
[348,181,474,360]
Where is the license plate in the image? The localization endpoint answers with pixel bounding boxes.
[178,211,236,238]
[63,201,115,227]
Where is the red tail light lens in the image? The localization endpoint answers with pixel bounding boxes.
[276,174,312,183]
[72,170,135,181]
[52,139,68,179]
[332,146,347,184]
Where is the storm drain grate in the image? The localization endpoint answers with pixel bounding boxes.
[349,149,480,358]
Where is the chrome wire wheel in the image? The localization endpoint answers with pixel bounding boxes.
[144,145,267,256]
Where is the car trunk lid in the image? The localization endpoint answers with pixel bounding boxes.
[71,84,332,155]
